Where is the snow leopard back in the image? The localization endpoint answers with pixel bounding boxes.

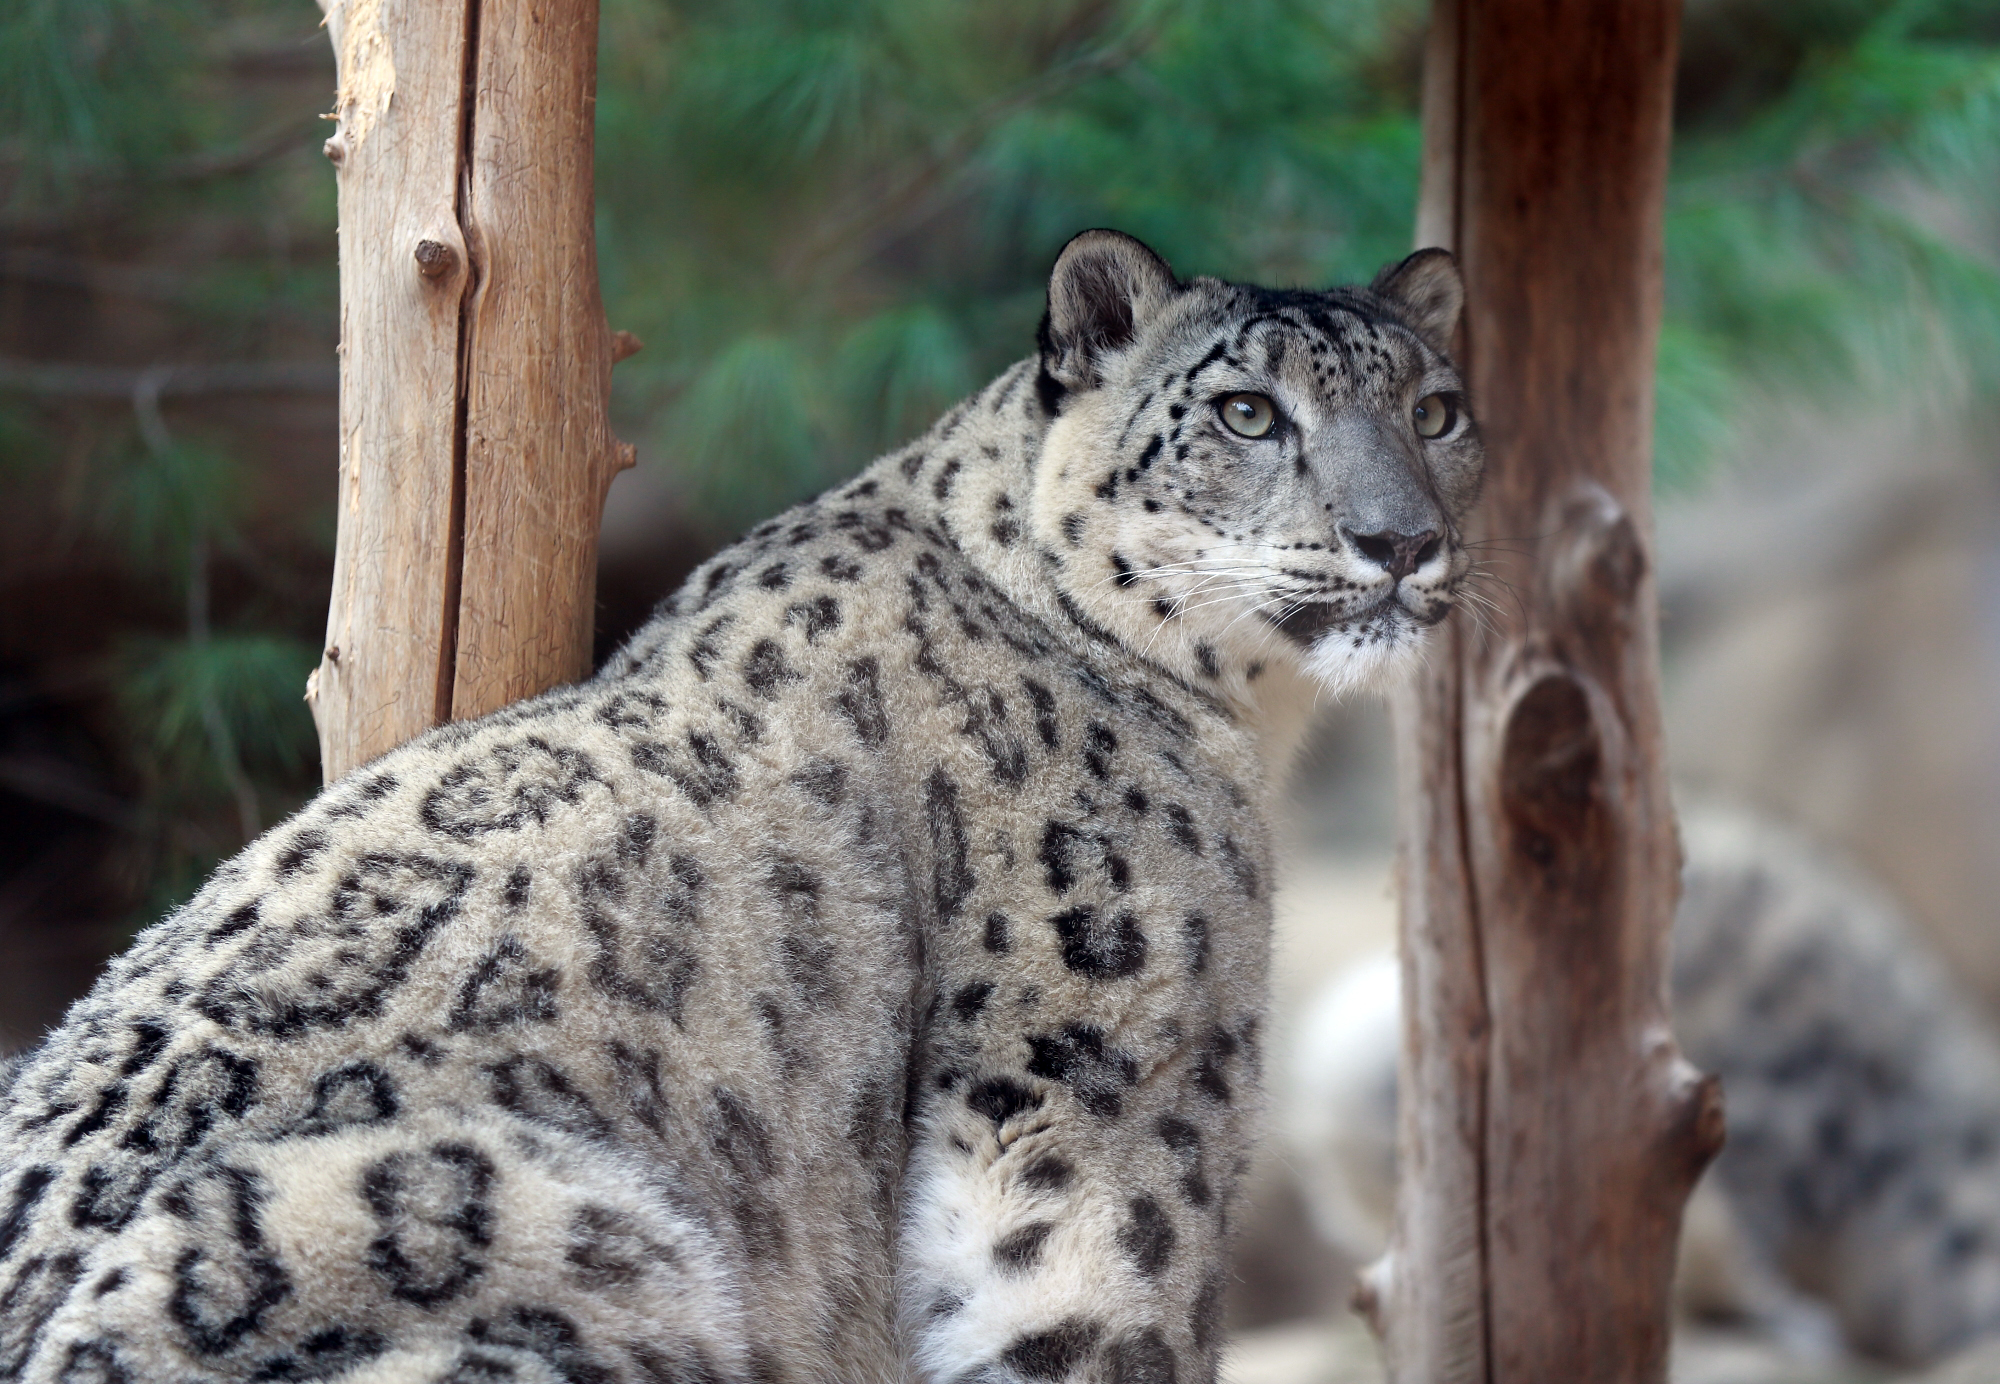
[0,232,1480,1384]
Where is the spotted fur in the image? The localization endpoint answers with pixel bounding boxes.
[0,232,1478,1383]
[1287,806,2000,1368]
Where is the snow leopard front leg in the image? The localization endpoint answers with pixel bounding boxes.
[898,933,1258,1384]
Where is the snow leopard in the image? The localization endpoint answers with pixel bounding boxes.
[0,230,1481,1384]
[1285,806,2000,1367]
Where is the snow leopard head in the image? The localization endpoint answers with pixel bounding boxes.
[1030,229,1482,697]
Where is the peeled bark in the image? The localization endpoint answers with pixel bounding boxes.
[1359,3,1724,1380]
[310,0,633,782]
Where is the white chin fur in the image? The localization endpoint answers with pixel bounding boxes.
[1299,617,1428,697]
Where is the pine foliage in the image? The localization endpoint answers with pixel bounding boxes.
[0,0,1994,916]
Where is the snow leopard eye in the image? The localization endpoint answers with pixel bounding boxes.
[1218,393,1275,438]
[1413,392,1457,439]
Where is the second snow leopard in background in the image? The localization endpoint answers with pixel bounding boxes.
[1287,805,2000,1368]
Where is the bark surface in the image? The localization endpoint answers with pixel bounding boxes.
[1364,3,1723,1380]
[311,0,632,781]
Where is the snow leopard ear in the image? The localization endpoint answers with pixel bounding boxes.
[1371,247,1463,353]
[1038,230,1179,400]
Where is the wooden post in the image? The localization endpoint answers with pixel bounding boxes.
[310,0,635,782]
[1358,2,1724,1380]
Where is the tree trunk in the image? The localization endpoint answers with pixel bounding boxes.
[1357,2,1724,1380]
[309,0,633,782]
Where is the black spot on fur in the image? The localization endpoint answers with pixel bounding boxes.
[1018,1153,1073,1192]
[582,855,701,1024]
[468,1307,613,1384]
[166,1167,291,1355]
[779,932,840,1009]
[933,458,962,499]
[606,1042,671,1136]
[1191,1270,1226,1352]
[927,769,974,923]
[786,596,842,644]
[966,1078,1042,1129]
[300,1062,399,1135]
[1163,804,1201,854]
[1050,906,1148,980]
[1026,1024,1139,1119]
[487,1055,612,1139]
[449,935,560,1032]
[1119,1196,1175,1276]
[207,900,261,945]
[0,1251,83,1375]
[61,1086,126,1148]
[631,731,739,808]
[1194,1026,1237,1103]
[1060,512,1086,546]
[1040,821,1086,893]
[757,995,811,1078]
[565,1204,677,1290]
[323,771,398,820]
[719,699,765,745]
[630,1341,728,1384]
[835,509,897,552]
[993,1221,1055,1273]
[1158,1116,1212,1206]
[56,1340,133,1384]
[1105,1329,1177,1384]
[117,1047,259,1168]
[1220,834,1261,899]
[991,518,1022,546]
[1003,1319,1102,1380]
[835,657,891,748]
[1181,915,1210,976]
[274,830,329,877]
[247,1324,388,1382]
[1055,590,1124,648]
[953,981,996,1021]
[960,696,1029,786]
[983,911,1012,954]
[422,741,605,841]
[1193,642,1220,678]
[706,1090,787,1260]
[743,638,804,699]
[70,1162,152,1232]
[502,865,532,908]
[595,689,669,734]
[1022,678,1060,749]
[791,759,849,807]
[705,1089,776,1181]
[1083,722,1117,779]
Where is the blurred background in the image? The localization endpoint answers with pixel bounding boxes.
[2,1,1999,1379]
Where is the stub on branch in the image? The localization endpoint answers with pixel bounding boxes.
[312,0,633,782]
[1376,1,1705,1381]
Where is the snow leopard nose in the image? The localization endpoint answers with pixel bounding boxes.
[1344,526,1441,581]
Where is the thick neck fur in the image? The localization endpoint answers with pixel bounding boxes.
[653,249,1478,795]
[834,358,1329,786]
